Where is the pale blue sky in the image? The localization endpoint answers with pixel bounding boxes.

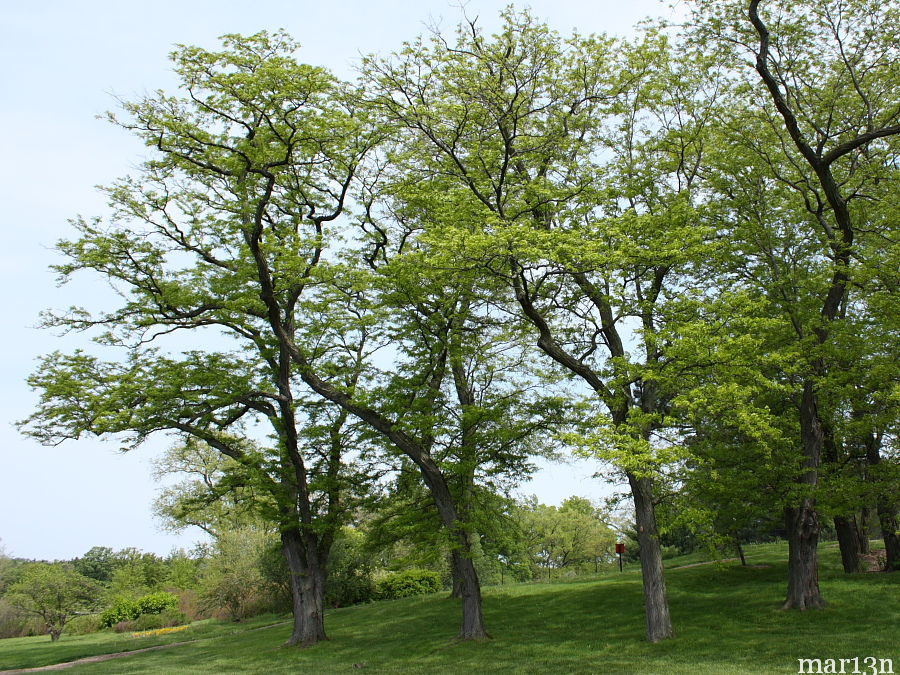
[0,0,680,561]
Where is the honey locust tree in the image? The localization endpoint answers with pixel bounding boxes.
[20,32,378,646]
[356,214,571,598]
[365,11,721,641]
[687,0,899,603]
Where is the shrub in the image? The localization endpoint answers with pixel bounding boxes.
[100,591,179,628]
[375,569,442,600]
[136,591,178,615]
[129,608,187,631]
[325,530,376,608]
[66,614,103,635]
[327,569,375,607]
[100,597,140,628]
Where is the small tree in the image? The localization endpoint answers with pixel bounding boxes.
[199,529,270,621]
[6,563,100,641]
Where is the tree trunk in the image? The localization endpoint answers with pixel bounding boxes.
[49,628,62,642]
[783,503,826,609]
[414,457,489,639]
[735,538,747,566]
[857,509,871,555]
[864,434,900,571]
[450,548,488,640]
[833,515,860,573]
[628,473,673,642]
[876,504,900,572]
[783,382,826,609]
[449,556,464,598]
[281,529,328,647]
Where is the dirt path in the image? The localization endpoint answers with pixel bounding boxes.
[0,621,291,674]
[0,641,199,674]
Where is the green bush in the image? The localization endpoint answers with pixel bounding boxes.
[375,569,442,600]
[100,591,179,628]
[327,568,375,607]
[100,597,140,628]
[66,614,103,635]
[113,608,188,633]
[136,591,178,615]
[325,530,376,608]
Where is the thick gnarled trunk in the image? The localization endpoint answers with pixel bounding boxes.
[281,529,328,647]
[784,503,826,609]
[628,473,673,642]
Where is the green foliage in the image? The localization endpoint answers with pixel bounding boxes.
[515,496,617,579]
[135,592,178,616]
[71,547,118,583]
[98,597,140,628]
[374,569,443,600]
[64,614,103,636]
[324,529,375,608]
[99,591,178,628]
[199,529,270,621]
[113,608,188,633]
[6,563,101,641]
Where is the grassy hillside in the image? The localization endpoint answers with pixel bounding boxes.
[1,542,897,674]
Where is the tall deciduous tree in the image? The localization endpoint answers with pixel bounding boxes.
[687,0,899,603]
[21,32,375,646]
[365,11,720,641]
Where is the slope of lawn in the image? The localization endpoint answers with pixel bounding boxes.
[1,541,897,674]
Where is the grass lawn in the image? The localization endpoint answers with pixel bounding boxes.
[0,542,897,674]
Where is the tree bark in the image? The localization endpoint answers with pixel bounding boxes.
[876,504,900,572]
[782,382,827,609]
[833,515,861,574]
[281,528,328,647]
[857,509,871,555]
[864,433,900,571]
[783,503,826,609]
[414,455,489,639]
[628,473,673,642]
[449,548,487,639]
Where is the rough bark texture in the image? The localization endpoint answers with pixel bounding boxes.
[628,473,673,642]
[281,529,328,647]
[450,548,487,639]
[783,382,827,609]
[783,504,826,609]
[834,515,861,573]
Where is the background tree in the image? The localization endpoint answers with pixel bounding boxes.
[6,563,100,641]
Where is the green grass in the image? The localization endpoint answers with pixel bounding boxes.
[1,542,897,674]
